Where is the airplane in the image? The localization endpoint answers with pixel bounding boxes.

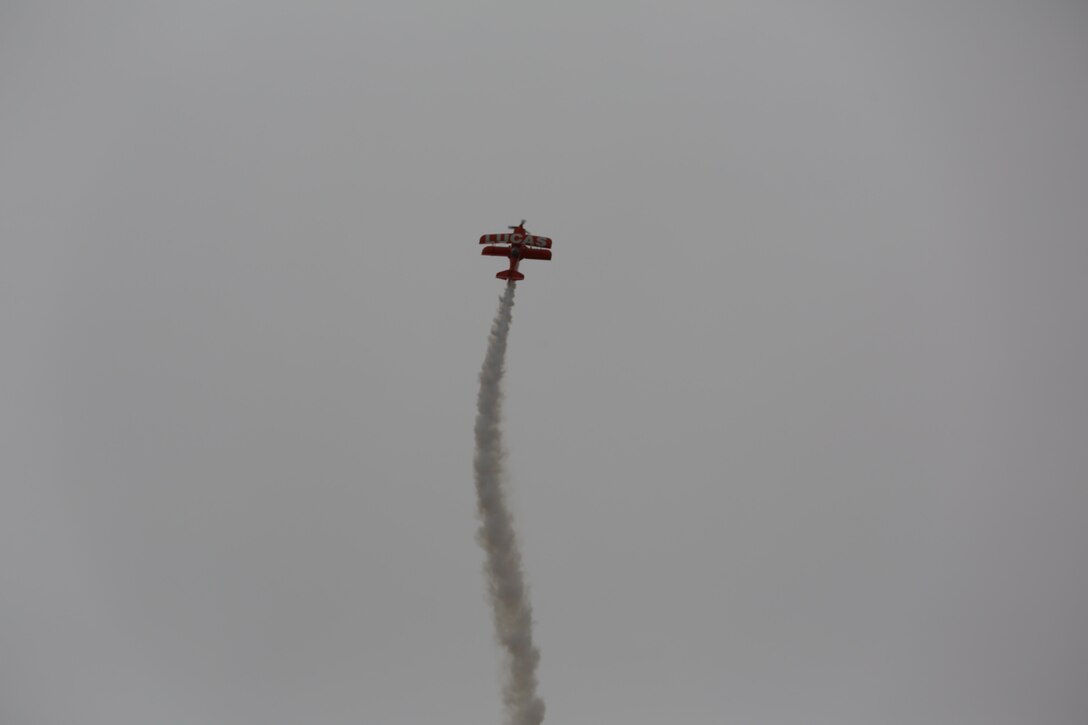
[479,220,553,281]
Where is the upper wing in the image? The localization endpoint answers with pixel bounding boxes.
[479,233,552,247]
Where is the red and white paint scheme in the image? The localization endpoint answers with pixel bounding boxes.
[479,220,553,282]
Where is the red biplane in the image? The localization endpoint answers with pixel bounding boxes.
[479,220,553,281]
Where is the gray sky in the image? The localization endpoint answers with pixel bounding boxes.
[3,2,1087,723]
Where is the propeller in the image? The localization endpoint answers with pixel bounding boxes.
[507,219,527,230]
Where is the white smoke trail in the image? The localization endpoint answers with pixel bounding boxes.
[473,281,546,725]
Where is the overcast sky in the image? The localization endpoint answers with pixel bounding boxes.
[3,2,1087,724]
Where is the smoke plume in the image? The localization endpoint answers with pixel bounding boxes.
[473,282,546,725]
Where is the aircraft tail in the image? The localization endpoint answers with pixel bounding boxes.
[496,270,525,281]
